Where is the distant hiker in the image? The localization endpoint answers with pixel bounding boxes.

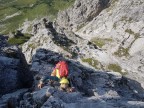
[38,61,75,92]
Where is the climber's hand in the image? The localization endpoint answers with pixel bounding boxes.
[38,82,44,89]
[49,80,54,85]
[67,87,75,92]
[69,87,75,92]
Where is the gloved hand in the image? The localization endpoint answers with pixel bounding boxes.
[38,82,44,89]
[67,87,75,92]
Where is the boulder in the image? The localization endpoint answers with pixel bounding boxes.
[0,37,33,95]
[32,86,53,105]
[56,0,110,31]
[0,89,28,108]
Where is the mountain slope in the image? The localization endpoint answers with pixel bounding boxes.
[21,0,144,86]
[1,0,144,107]
[73,0,144,86]
[0,0,75,34]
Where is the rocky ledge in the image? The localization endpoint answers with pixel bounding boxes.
[1,48,144,108]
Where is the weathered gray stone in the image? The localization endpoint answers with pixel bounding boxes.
[12,0,144,107]
[0,89,28,108]
[56,0,110,31]
[0,45,33,95]
[32,86,52,105]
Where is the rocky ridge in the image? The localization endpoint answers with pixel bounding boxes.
[21,0,144,85]
[1,0,144,107]
[0,35,33,96]
[74,0,144,84]
[1,48,144,108]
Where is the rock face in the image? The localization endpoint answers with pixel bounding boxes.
[21,0,144,88]
[20,0,144,95]
[57,0,110,31]
[73,0,144,87]
[0,36,33,95]
[18,49,144,108]
[0,89,28,108]
[5,0,143,107]
[22,18,99,63]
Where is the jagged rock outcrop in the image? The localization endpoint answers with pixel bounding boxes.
[22,18,99,63]
[18,49,144,108]
[0,36,33,95]
[56,0,110,31]
[21,0,144,88]
[8,0,143,107]
[21,18,73,63]
[73,0,144,87]
[0,89,28,108]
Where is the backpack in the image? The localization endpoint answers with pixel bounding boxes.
[55,61,69,78]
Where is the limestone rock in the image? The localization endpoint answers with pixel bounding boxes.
[0,89,28,108]
[0,36,33,95]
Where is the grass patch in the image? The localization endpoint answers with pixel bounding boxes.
[77,23,86,31]
[0,7,18,20]
[114,29,140,57]
[108,64,122,73]
[0,0,75,34]
[125,29,140,39]
[8,34,32,45]
[82,58,99,69]
[114,47,129,57]
[54,0,75,10]
[14,0,37,6]
[125,29,135,35]
[113,22,117,29]
[91,38,113,48]
[2,14,25,34]
[28,43,37,49]
[24,3,49,20]
[120,16,133,22]
[107,63,128,75]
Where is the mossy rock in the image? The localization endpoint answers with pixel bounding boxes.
[107,63,128,75]
[82,58,99,69]
[77,23,86,31]
[125,29,140,39]
[28,43,38,49]
[8,33,32,45]
[120,16,133,22]
[91,38,113,48]
[107,64,122,73]
[114,47,129,57]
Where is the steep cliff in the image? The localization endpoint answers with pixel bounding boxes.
[1,0,144,107]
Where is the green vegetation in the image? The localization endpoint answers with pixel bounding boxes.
[91,38,113,48]
[82,58,105,70]
[77,23,86,31]
[125,29,140,39]
[113,22,117,29]
[114,29,140,57]
[0,0,75,34]
[28,43,37,49]
[0,7,18,20]
[107,64,122,73]
[8,34,32,45]
[82,58,99,69]
[107,63,128,75]
[114,47,129,57]
[13,0,37,6]
[125,29,135,35]
[120,16,133,22]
